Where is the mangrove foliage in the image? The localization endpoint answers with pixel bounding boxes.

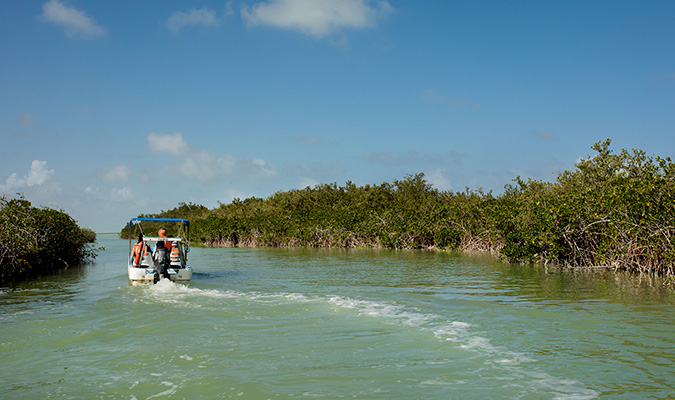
[1,196,97,282]
[122,140,675,276]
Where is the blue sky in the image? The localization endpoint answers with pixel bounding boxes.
[1,0,674,232]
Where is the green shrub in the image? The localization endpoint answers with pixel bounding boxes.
[122,140,675,275]
[0,196,97,282]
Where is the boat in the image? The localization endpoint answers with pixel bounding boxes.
[127,217,193,285]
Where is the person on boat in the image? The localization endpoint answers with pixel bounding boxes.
[154,239,171,280]
[131,234,144,268]
[157,228,171,251]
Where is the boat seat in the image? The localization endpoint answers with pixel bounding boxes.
[140,254,153,268]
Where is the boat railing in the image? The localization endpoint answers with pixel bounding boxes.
[142,236,184,243]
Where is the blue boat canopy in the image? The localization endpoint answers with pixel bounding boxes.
[128,217,190,228]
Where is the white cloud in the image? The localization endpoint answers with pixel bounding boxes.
[39,0,107,39]
[298,177,319,189]
[166,7,220,34]
[224,1,235,17]
[3,173,23,192]
[179,150,221,182]
[144,132,276,183]
[426,169,453,191]
[242,0,393,38]
[148,132,188,156]
[1,160,55,192]
[178,150,276,183]
[99,165,132,182]
[26,160,54,186]
[223,187,246,203]
[251,158,269,168]
[110,186,134,202]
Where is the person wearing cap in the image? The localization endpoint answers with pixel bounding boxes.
[154,228,172,279]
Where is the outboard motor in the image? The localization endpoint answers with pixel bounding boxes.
[154,242,171,280]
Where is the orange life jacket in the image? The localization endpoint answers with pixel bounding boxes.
[170,243,180,265]
[132,242,144,267]
[159,234,171,251]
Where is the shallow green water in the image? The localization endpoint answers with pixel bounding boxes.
[1,236,674,399]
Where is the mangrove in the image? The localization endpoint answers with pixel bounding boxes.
[0,196,97,282]
[121,140,675,276]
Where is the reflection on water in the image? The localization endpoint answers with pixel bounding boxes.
[496,263,675,304]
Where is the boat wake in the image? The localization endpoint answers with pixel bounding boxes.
[133,281,597,399]
[140,278,313,305]
[326,294,597,399]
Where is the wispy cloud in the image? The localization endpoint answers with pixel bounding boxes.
[290,135,324,146]
[530,129,559,141]
[421,89,446,103]
[146,132,277,183]
[98,165,132,182]
[651,72,675,84]
[166,7,221,34]
[426,168,453,191]
[421,89,481,109]
[178,150,276,182]
[242,0,394,38]
[284,160,345,190]
[361,151,401,166]
[16,112,34,129]
[13,111,37,137]
[110,186,134,202]
[39,0,107,39]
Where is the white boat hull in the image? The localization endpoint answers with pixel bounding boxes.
[128,264,193,285]
[127,218,194,285]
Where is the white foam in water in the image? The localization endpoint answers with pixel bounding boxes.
[145,381,178,400]
[326,294,598,399]
[136,284,596,398]
[143,279,313,307]
[329,294,536,365]
[328,295,435,327]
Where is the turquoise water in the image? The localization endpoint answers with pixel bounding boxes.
[1,235,674,399]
